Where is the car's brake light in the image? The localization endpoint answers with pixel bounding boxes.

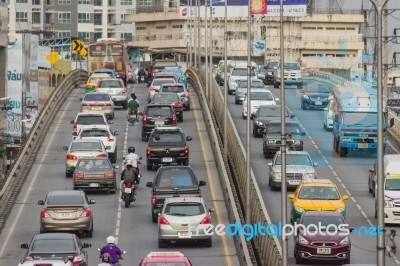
[104,172,114,178]
[66,154,77,160]
[146,146,151,159]
[159,216,169,225]
[41,210,50,218]
[172,114,177,124]
[195,193,202,197]
[72,255,83,265]
[200,215,211,224]
[151,195,156,206]
[184,93,190,97]
[125,181,132,188]
[74,173,84,179]
[81,103,89,106]
[107,137,114,142]
[184,145,189,158]
[119,80,125,88]
[81,209,91,218]
[175,102,183,108]
[96,154,107,158]
[73,122,77,131]
[143,114,147,125]
[149,87,157,91]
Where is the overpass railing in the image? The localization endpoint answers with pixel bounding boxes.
[0,69,88,232]
[187,66,283,266]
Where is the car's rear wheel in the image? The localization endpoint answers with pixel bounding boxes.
[66,171,72,178]
[179,115,183,122]
[183,160,189,166]
[274,81,279,88]
[86,222,93,238]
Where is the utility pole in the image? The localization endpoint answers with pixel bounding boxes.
[245,0,251,225]
[197,0,201,69]
[383,7,388,96]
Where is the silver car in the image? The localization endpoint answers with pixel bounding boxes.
[95,78,128,109]
[160,83,191,111]
[158,197,214,248]
[268,151,317,191]
[148,78,176,100]
[80,93,115,119]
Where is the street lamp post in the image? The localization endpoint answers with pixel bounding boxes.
[245,0,251,225]
[197,0,201,69]
[189,0,193,67]
[223,0,228,159]
[205,2,209,101]
[209,1,213,109]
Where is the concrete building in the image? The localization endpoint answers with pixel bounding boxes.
[8,0,135,43]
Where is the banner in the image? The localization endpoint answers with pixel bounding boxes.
[250,0,267,15]
[266,0,307,17]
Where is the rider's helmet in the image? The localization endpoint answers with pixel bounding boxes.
[128,146,135,153]
[101,253,111,263]
[106,236,115,244]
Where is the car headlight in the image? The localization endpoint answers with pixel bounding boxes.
[302,95,309,99]
[341,138,352,142]
[385,201,394,208]
[255,120,264,126]
[336,207,346,213]
[267,71,272,75]
[272,172,281,179]
[303,173,316,179]
[268,140,276,144]
[298,235,309,245]
[293,140,302,145]
[294,206,304,213]
[339,236,349,246]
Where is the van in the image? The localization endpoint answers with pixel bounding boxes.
[227,60,257,95]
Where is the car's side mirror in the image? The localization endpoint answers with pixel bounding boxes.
[290,114,295,118]
[21,243,29,249]
[147,99,152,104]
[199,180,206,186]
[70,120,74,124]
[89,199,96,204]
[38,200,45,205]
[63,146,68,151]
[288,194,295,199]
[342,195,349,201]
[72,132,78,137]
[106,146,111,150]
[301,132,306,136]
[113,165,120,169]
[209,208,215,213]
[108,120,114,124]
[275,97,280,101]
[114,131,120,136]
[82,243,92,249]
[390,118,395,128]
[369,167,374,173]
[186,136,193,141]
[146,182,153,188]
[267,162,272,166]
[138,112,143,116]
[313,163,318,167]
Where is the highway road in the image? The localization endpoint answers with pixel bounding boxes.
[0,81,240,266]
[219,80,400,265]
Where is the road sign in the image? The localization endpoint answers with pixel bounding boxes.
[47,51,60,64]
[72,40,84,52]
[79,47,87,57]
[254,41,266,52]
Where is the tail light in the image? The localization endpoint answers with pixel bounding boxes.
[81,209,91,217]
[125,181,132,188]
[41,210,50,218]
[96,81,101,88]
[175,102,183,108]
[146,146,151,159]
[73,122,77,131]
[74,173,84,179]
[200,215,211,224]
[96,154,107,158]
[143,114,147,125]
[151,195,156,206]
[184,93,190,97]
[184,145,189,158]
[195,193,202,197]
[72,255,83,265]
[81,103,89,107]
[172,114,177,124]
[104,103,112,106]
[107,137,114,142]
[159,216,169,225]
[122,89,127,94]
[104,172,114,178]
[149,87,157,91]
[66,154,77,160]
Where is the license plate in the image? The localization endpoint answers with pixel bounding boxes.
[288,180,300,185]
[162,157,173,163]
[89,183,99,187]
[317,248,331,254]
[155,121,164,126]
[178,231,192,238]
[315,101,322,105]
[124,187,132,193]
[92,107,102,111]
[60,213,71,218]
[358,143,368,149]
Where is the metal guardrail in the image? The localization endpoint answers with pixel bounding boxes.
[0,69,88,232]
[188,66,283,266]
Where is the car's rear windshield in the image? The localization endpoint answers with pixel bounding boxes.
[76,116,105,125]
[32,239,76,252]
[267,123,301,134]
[161,85,185,93]
[71,141,102,151]
[298,187,340,200]
[164,203,205,216]
[305,83,331,93]
[149,133,184,144]
[84,94,110,101]
[153,61,178,69]
[98,80,122,88]
[301,215,344,230]
[274,154,312,166]
[238,81,264,88]
[144,263,187,266]
[80,129,109,138]
[94,70,115,76]
[157,168,196,187]
[146,107,173,116]
[250,91,273,101]
[76,159,112,172]
[47,195,84,205]
[152,79,175,86]
[153,94,179,103]
[258,107,288,117]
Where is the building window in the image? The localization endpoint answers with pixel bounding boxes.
[121,0,132,4]
[58,0,71,4]
[120,14,132,24]
[78,0,90,3]
[32,0,40,4]
[58,12,71,24]
[78,32,90,43]
[94,14,102,25]
[16,0,28,3]
[95,0,102,5]
[16,12,28,22]
[78,13,90,23]
[57,31,70,38]
[32,12,41,24]
[136,26,146,30]
[139,0,151,7]
[121,33,132,41]
[94,32,102,40]
[156,26,166,29]
[172,25,182,28]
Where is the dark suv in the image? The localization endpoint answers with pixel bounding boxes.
[262,120,305,158]
[146,127,192,170]
[253,105,295,137]
[146,165,206,222]
[141,104,177,141]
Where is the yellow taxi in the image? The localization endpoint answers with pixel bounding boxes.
[85,73,111,93]
[288,179,349,223]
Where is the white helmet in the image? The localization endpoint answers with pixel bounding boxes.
[107,236,115,244]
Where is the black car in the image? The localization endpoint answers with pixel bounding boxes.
[146,165,207,222]
[21,233,91,266]
[253,105,295,137]
[262,120,305,158]
[146,127,192,170]
[141,104,177,141]
[368,160,377,197]
[300,82,332,110]
[264,61,279,85]
[151,93,184,122]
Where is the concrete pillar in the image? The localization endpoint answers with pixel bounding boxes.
[0,47,7,98]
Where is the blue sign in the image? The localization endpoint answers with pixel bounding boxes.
[255,41,265,51]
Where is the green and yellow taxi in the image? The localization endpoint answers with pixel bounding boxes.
[85,73,110,93]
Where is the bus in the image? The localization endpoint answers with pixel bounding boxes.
[87,38,129,85]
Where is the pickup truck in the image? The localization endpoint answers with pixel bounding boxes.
[146,165,207,222]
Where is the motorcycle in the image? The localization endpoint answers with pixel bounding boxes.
[121,179,139,208]
[98,248,126,266]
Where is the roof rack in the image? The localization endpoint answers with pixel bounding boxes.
[147,251,185,257]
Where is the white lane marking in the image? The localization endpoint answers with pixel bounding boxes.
[0,92,75,257]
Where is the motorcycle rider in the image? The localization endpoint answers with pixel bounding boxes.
[138,68,146,83]
[124,146,140,172]
[120,163,139,201]
[99,236,123,266]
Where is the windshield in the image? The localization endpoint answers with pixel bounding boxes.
[301,215,344,230]
[76,159,112,171]
[298,186,340,200]
[153,94,179,103]
[76,116,105,125]
[84,94,110,101]
[157,168,195,187]
[98,80,122,88]
[231,68,248,76]
[267,62,278,68]
[164,203,205,216]
[238,80,264,88]
[161,85,185,93]
[31,239,76,252]
[305,83,331,93]
[267,123,301,134]
[71,141,102,151]
[283,63,301,70]
[385,179,400,190]
[80,129,109,138]
[153,61,178,69]
[236,88,247,94]
[149,133,184,144]
[47,195,84,205]
[250,91,273,101]
[274,154,312,166]
[144,264,187,266]
[147,107,173,116]
[342,112,378,126]
[258,107,288,117]
[152,79,175,86]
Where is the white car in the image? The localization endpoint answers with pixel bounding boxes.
[73,125,119,163]
[148,78,176,100]
[71,112,113,134]
[323,96,334,131]
[242,89,278,119]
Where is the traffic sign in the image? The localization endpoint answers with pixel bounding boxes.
[47,51,60,64]
[254,41,266,52]
[72,40,84,52]
[79,47,87,57]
